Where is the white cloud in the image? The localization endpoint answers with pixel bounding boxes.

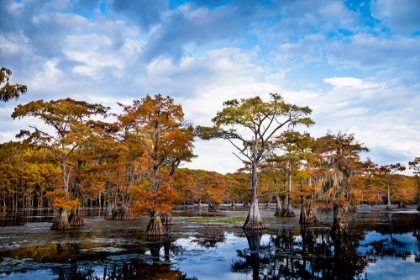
[0,0,419,174]
[323,77,382,89]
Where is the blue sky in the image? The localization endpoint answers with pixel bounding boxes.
[0,0,419,174]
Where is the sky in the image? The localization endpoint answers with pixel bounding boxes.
[0,0,419,174]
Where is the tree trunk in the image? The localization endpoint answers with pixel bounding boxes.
[208,203,219,212]
[274,194,282,217]
[51,208,70,230]
[146,211,166,236]
[285,164,295,217]
[105,200,117,220]
[146,235,165,259]
[113,206,133,220]
[243,200,267,230]
[386,175,393,211]
[161,212,175,225]
[299,198,317,224]
[243,156,266,230]
[330,203,348,245]
[68,208,84,226]
[281,194,295,217]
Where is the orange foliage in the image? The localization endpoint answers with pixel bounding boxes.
[46,189,79,210]
[130,185,181,215]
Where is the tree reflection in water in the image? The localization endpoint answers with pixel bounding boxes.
[51,260,197,280]
[231,227,369,279]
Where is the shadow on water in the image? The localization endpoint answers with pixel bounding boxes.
[0,205,419,279]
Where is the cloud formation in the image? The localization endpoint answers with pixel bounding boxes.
[0,0,419,174]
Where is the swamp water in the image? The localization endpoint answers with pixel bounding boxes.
[0,205,419,279]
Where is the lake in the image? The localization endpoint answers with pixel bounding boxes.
[0,205,419,279]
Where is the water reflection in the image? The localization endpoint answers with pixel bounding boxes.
[0,207,419,279]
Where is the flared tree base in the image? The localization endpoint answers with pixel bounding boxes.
[146,211,166,236]
[274,207,282,217]
[114,208,134,220]
[282,209,296,217]
[161,212,175,225]
[51,208,70,230]
[386,205,393,211]
[330,203,348,245]
[243,200,267,230]
[299,200,317,224]
[68,209,84,226]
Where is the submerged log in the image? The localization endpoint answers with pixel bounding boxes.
[146,211,166,236]
[243,200,267,230]
[51,208,70,230]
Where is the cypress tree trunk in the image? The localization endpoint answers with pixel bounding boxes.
[161,212,175,225]
[386,174,393,211]
[299,198,317,224]
[51,208,70,230]
[146,211,166,236]
[68,208,84,226]
[330,202,348,244]
[243,161,266,230]
[146,235,165,259]
[274,194,283,217]
[282,195,295,217]
[282,165,295,217]
[114,206,134,220]
[104,200,117,220]
[243,200,267,230]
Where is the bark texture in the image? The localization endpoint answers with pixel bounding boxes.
[146,211,166,236]
[113,207,134,220]
[68,208,84,226]
[51,208,70,230]
[330,203,348,245]
[274,195,283,217]
[161,212,175,225]
[243,200,267,230]
[104,201,117,220]
[299,199,317,224]
[281,194,296,217]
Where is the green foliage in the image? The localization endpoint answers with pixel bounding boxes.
[0,67,27,102]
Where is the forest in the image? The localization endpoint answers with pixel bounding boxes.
[1,66,419,236]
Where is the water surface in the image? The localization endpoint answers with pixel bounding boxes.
[0,205,419,279]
